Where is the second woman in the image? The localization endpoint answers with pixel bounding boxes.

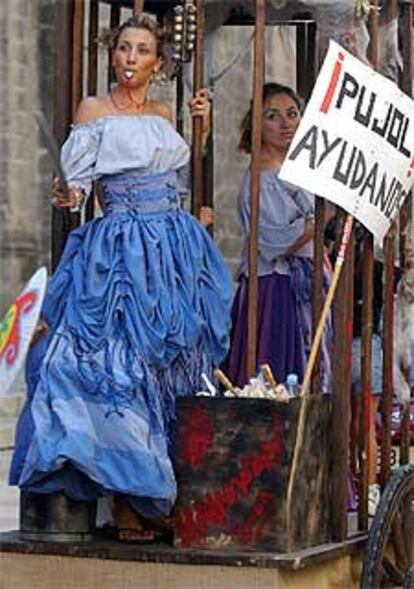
[228,82,333,393]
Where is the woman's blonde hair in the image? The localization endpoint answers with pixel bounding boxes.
[102,13,165,61]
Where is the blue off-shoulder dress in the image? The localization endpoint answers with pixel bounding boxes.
[10,115,232,518]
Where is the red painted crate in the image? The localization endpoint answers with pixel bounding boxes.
[173,396,330,552]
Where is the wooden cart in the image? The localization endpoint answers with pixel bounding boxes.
[1,1,414,587]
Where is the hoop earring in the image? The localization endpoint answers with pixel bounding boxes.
[150,70,168,86]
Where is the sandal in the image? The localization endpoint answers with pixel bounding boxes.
[116,526,158,543]
[113,495,171,544]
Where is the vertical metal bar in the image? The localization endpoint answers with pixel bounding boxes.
[87,0,98,96]
[203,105,214,235]
[386,0,398,22]
[331,215,354,541]
[246,0,265,379]
[176,70,184,136]
[380,228,394,485]
[85,0,99,222]
[367,0,379,70]
[296,20,321,395]
[379,0,398,493]
[191,0,205,218]
[294,16,323,394]
[108,3,120,89]
[52,0,74,271]
[399,0,414,467]
[350,243,358,480]
[71,0,84,120]
[358,233,373,531]
[402,1,413,96]
[134,0,145,15]
[400,406,411,464]
[295,20,316,102]
[310,201,324,395]
[357,0,378,532]
[68,0,84,232]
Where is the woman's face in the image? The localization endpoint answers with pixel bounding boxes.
[261,93,301,152]
[112,27,162,88]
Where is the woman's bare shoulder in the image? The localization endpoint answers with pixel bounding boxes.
[149,100,174,124]
[73,96,111,125]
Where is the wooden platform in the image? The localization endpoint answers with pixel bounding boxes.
[0,530,367,588]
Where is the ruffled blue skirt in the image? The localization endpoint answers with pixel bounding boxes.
[12,171,232,518]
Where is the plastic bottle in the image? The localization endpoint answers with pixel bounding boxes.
[286,373,299,398]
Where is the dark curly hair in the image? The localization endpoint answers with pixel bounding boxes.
[239,83,303,153]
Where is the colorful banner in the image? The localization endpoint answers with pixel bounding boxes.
[0,267,47,395]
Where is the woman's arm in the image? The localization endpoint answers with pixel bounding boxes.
[285,218,314,255]
[285,202,336,255]
[189,89,211,150]
[188,89,212,224]
[52,97,104,209]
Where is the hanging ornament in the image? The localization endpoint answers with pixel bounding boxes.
[172,1,197,65]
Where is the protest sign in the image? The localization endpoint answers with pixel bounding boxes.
[279,40,414,241]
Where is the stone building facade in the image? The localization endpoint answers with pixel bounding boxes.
[0,0,54,314]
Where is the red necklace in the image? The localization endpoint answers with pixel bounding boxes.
[110,89,148,113]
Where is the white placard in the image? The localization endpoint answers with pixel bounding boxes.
[279,40,414,241]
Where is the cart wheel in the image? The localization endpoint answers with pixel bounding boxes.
[361,464,414,588]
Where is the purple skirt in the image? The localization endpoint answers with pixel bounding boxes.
[228,257,332,394]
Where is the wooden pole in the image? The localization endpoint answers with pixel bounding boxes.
[311,197,324,394]
[191,0,205,218]
[331,213,354,541]
[87,0,98,96]
[85,0,98,223]
[68,0,84,232]
[52,0,74,271]
[386,0,398,23]
[133,0,144,15]
[296,18,320,393]
[287,214,354,547]
[108,3,121,89]
[358,233,373,531]
[399,0,414,466]
[302,215,354,396]
[367,0,379,70]
[379,1,398,487]
[71,0,84,120]
[380,226,395,485]
[402,0,413,96]
[356,0,378,532]
[295,19,317,103]
[176,70,184,136]
[246,0,265,379]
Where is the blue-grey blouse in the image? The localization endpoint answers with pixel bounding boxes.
[60,114,190,199]
[237,168,315,277]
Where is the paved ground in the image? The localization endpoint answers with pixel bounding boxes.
[0,449,19,531]
[0,372,24,532]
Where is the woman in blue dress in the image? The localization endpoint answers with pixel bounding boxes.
[10,14,232,540]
